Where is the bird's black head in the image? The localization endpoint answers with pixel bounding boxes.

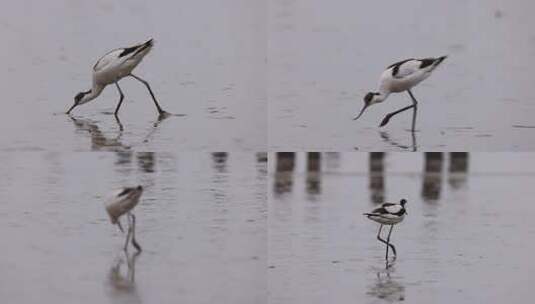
[354,92,379,120]
[67,90,91,114]
[400,199,407,206]
[74,91,86,104]
[137,185,143,191]
[74,90,92,104]
[364,92,376,106]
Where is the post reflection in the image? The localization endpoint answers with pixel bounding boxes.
[369,152,385,204]
[448,152,469,189]
[256,152,268,176]
[107,251,142,304]
[306,152,321,195]
[422,152,443,202]
[212,152,228,173]
[274,152,295,194]
[324,152,340,171]
[69,113,171,151]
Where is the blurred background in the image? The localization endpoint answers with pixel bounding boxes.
[269,152,535,304]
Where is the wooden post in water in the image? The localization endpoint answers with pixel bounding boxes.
[448,152,468,189]
[306,152,321,194]
[422,152,443,201]
[369,152,385,204]
[275,152,295,194]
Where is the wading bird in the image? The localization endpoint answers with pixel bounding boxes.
[105,186,144,252]
[364,199,407,263]
[67,39,167,117]
[354,56,447,132]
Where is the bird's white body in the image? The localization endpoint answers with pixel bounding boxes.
[105,186,143,225]
[364,202,407,225]
[377,57,446,98]
[93,45,152,88]
[379,60,432,94]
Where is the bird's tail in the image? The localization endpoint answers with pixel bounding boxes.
[434,55,447,66]
[145,38,154,47]
[131,39,154,57]
[363,213,373,216]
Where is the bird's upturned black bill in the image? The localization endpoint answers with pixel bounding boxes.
[353,104,369,120]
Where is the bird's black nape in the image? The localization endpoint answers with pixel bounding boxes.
[74,89,91,103]
[68,90,91,114]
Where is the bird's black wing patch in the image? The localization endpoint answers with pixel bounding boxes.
[119,46,140,58]
[117,187,134,197]
[120,40,153,59]
[131,42,151,57]
[418,58,436,69]
[387,58,413,77]
[371,206,389,214]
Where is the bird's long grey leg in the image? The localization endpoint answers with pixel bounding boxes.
[129,74,166,115]
[408,89,419,132]
[379,104,415,127]
[130,213,142,252]
[376,224,396,256]
[123,214,132,252]
[386,224,397,259]
[114,82,125,117]
[116,218,124,233]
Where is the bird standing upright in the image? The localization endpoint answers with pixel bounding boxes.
[354,56,447,132]
[105,185,144,252]
[67,39,167,117]
[364,199,407,263]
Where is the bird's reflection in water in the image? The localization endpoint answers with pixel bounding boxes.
[380,131,417,151]
[140,113,173,144]
[107,250,142,304]
[212,152,228,173]
[367,266,406,303]
[69,115,129,151]
[69,113,173,150]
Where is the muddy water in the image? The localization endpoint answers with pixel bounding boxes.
[268,1,535,151]
[0,0,266,151]
[0,152,267,304]
[269,153,535,303]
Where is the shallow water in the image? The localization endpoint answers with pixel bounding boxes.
[0,0,266,151]
[0,152,267,304]
[268,1,535,150]
[269,153,535,303]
